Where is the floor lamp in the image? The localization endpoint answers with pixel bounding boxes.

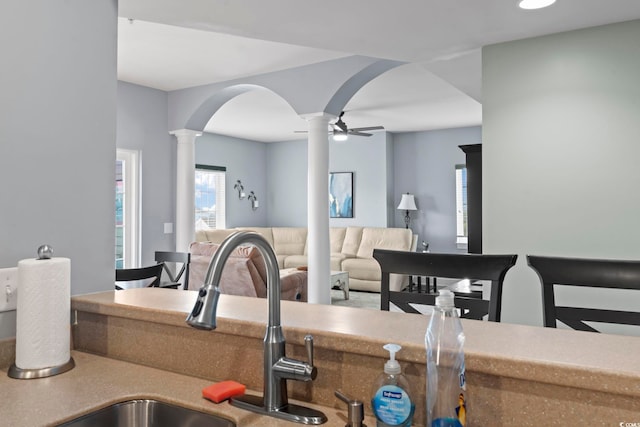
[397,193,417,229]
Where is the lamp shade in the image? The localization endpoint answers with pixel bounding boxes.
[397,193,417,211]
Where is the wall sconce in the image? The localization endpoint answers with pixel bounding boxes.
[234,180,246,200]
[248,191,259,211]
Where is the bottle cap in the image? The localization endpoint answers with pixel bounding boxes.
[383,343,401,374]
[435,289,455,308]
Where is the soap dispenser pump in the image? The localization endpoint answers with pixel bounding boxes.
[371,344,415,427]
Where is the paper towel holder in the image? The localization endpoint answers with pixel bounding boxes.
[8,245,75,379]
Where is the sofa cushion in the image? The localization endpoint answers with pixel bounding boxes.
[341,227,364,257]
[235,227,274,247]
[330,227,347,253]
[279,268,308,302]
[341,258,381,281]
[283,253,352,272]
[284,255,308,269]
[356,227,413,258]
[341,257,406,292]
[190,241,264,260]
[195,228,237,243]
[275,254,287,269]
[330,253,350,271]
[272,227,307,255]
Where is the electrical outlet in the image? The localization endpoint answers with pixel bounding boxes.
[0,267,18,312]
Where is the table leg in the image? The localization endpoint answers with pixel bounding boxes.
[337,279,349,300]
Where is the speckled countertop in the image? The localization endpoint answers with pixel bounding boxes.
[70,288,640,394]
[0,350,369,427]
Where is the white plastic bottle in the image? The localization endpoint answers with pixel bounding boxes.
[371,344,415,427]
[425,290,467,427]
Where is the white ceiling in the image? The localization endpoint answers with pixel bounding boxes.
[118,0,640,142]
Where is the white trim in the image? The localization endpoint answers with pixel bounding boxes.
[116,149,140,268]
[455,165,468,251]
[170,129,201,252]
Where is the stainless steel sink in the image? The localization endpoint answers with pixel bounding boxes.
[57,399,236,427]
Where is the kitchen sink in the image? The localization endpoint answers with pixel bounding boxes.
[57,399,236,427]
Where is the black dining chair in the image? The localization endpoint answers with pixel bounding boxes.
[155,251,191,290]
[115,263,164,290]
[527,255,640,332]
[373,249,517,321]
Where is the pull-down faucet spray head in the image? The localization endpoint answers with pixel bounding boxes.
[186,284,221,330]
[186,246,227,330]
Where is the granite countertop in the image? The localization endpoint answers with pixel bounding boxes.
[0,350,368,427]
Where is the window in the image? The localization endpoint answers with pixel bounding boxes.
[455,164,468,250]
[195,165,226,230]
[116,149,140,268]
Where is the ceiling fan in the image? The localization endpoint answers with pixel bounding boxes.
[295,111,384,140]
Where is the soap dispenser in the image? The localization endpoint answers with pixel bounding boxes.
[371,343,415,427]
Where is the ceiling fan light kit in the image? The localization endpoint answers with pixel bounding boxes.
[518,0,556,10]
[333,131,348,142]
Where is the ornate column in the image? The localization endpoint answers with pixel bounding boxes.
[303,113,334,304]
[169,129,202,252]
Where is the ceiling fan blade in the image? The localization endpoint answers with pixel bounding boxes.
[349,125,385,132]
[293,130,308,133]
[348,130,373,137]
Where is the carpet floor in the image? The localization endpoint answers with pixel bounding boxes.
[330,289,434,315]
[330,289,380,310]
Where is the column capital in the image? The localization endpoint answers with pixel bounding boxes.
[169,128,202,142]
[299,112,336,122]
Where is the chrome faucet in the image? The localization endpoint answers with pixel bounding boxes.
[186,231,327,425]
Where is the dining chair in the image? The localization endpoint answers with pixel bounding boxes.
[115,263,164,290]
[373,249,517,321]
[155,251,191,290]
[527,255,640,332]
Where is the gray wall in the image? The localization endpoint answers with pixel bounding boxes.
[0,1,117,338]
[483,20,640,332]
[329,132,391,227]
[266,132,393,228]
[266,140,309,226]
[394,127,481,253]
[117,82,174,266]
[385,132,396,227]
[195,133,268,227]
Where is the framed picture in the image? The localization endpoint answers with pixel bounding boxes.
[329,172,353,218]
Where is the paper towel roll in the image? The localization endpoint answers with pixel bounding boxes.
[16,257,71,370]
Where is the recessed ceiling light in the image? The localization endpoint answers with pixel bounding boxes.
[519,0,556,10]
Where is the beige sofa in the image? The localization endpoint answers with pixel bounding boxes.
[194,226,416,292]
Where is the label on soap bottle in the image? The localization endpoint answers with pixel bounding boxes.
[372,385,412,426]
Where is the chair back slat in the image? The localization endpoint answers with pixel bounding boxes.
[155,251,191,290]
[115,263,164,289]
[374,249,517,322]
[527,255,640,332]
